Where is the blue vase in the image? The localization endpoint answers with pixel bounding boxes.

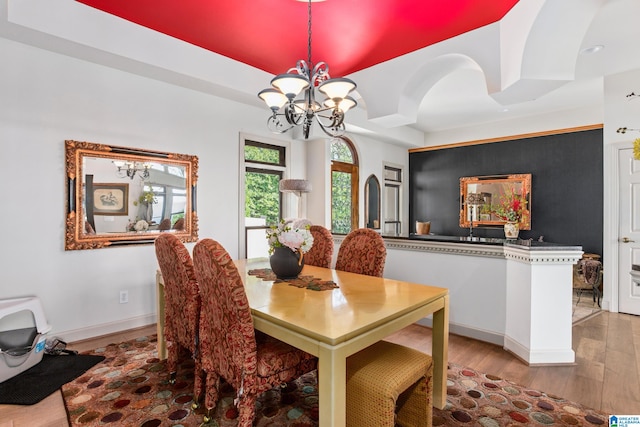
[270,247,304,279]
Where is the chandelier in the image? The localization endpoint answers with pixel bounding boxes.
[258,0,357,139]
[113,160,151,180]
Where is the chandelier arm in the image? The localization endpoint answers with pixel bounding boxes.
[311,62,329,84]
[293,60,310,78]
[315,119,346,138]
[284,103,306,126]
[315,108,345,129]
[267,115,295,134]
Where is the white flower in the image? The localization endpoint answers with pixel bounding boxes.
[134,220,149,231]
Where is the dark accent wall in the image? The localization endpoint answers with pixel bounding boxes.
[409,129,603,256]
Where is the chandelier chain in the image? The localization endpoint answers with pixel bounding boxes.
[307,0,312,66]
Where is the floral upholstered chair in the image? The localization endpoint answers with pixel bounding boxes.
[154,233,201,386]
[158,218,172,231]
[192,238,318,427]
[172,217,185,230]
[335,228,387,277]
[305,225,333,268]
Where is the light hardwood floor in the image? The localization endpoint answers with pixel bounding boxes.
[2,312,638,426]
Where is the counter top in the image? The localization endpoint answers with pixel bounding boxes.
[406,234,505,245]
[390,234,582,250]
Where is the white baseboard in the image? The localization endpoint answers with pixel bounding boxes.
[55,314,157,343]
[503,334,575,365]
[417,318,504,346]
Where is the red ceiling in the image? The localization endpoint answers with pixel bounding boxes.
[76,0,519,77]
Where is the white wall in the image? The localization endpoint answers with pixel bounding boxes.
[0,36,411,341]
[0,37,288,340]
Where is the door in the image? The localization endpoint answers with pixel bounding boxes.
[618,148,640,315]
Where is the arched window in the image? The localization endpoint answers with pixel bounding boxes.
[331,137,359,234]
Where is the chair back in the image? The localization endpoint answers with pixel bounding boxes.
[193,239,257,390]
[173,218,185,230]
[158,218,172,231]
[154,233,200,354]
[305,225,334,268]
[335,228,387,277]
[582,259,602,285]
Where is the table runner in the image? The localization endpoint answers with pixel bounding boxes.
[248,268,338,291]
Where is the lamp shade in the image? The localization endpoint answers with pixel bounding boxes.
[318,77,357,100]
[466,193,484,205]
[324,96,357,113]
[279,179,312,194]
[271,74,310,99]
[258,88,288,110]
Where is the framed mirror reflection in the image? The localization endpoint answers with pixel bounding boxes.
[65,140,198,250]
[459,173,531,230]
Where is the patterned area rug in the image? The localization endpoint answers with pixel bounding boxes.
[62,335,608,426]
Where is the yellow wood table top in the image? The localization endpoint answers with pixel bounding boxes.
[236,258,449,347]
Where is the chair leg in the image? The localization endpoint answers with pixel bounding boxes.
[167,341,179,384]
[192,361,205,409]
[200,371,221,424]
[237,394,257,427]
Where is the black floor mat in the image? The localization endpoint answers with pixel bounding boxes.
[0,353,104,405]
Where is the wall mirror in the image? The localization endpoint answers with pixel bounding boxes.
[65,140,198,250]
[365,174,381,229]
[459,173,531,229]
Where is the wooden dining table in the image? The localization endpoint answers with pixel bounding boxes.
[156,258,449,427]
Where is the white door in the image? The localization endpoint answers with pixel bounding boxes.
[618,147,640,315]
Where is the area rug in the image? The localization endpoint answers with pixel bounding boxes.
[62,335,609,426]
[0,353,104,405]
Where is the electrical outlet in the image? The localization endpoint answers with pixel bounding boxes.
[119,290,129,304]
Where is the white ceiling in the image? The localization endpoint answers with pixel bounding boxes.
[2,0,639,147]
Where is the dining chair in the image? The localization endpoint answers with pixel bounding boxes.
[576,258,603,307]
[154,233,201,385]
[347,340,433,427]
[192,238,318,427]
[305,225,334,268]
[173,217,185,230]
[335,228,387,277]
[158,218,172,231]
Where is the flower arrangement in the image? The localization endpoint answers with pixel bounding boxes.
[266,220,314,255]
[127,218,149,232]
[493,188,528,223]
[133,190,157,206]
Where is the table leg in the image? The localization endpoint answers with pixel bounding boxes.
[431,294,449,409]
[317,344,347,427]
[156,270,167,360]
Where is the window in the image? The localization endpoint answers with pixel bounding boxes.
[243,139,286,258]
[141,183,185,225]
[383,165,403,236]
[331,137,359,234]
